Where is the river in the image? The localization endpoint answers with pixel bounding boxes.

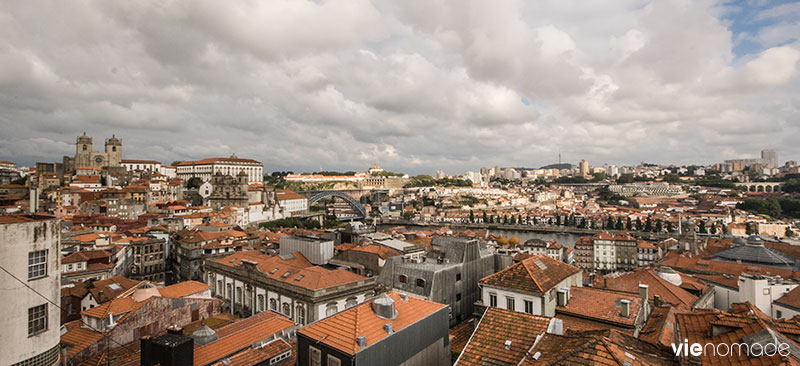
[377,224,589,248]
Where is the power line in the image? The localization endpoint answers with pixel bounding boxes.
[0,264,140,363]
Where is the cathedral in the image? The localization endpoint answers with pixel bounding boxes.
[64,133,122,172]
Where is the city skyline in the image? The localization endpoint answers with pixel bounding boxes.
[1,1,799,174]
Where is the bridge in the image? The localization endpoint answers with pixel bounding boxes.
[735,182,785,193]
[301,190,370,220]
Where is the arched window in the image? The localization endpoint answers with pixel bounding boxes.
[112,146,116,152]
[282,303,290,317]
[296,305,305,325]
[82,145,87,151]
[226,284,232,299]
[345,297,358,309]
[236,287,242,304]
[217,280,223,295]
[270,298,277,311]
[416,278,426,287]
[399,275,407,283]
[326,303,338,317]
[258,295,264,312]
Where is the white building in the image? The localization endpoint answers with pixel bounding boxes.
[177,155,263,184]
[593,234,617,272]
[121,159,162,173]
[0,214,61,366]
[276,190,309,215]
[705,273,798,316]
[479,254,582,317]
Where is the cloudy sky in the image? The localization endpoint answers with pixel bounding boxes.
[0,0,798,175]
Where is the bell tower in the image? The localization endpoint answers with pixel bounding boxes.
[105,134,122,167]
[75,132,93,167]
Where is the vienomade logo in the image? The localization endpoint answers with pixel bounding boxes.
[671,339,791,358]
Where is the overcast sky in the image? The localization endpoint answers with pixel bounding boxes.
[0,0,798,175]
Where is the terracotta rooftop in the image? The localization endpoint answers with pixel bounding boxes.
[0,213,58,224]
[638,305,676,348]
[194,311,295,366]
[62,249,112,264]
[299,292,446,356]
[158,281,211,299]
[214,250,367,290]
[479,254,581,295]
[556,287,642,328]
[521,329,678,365]
[601,267,701,310]
[209,338,294,366]
[456,306,551,365]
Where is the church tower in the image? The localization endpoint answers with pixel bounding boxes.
[105,134,122,167]
[75,132,93,168]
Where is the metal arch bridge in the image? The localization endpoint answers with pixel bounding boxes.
[305,191,367,220]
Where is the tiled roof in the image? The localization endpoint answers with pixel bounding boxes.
[60,323,103,359]
[660,252,800,280]
[299,292,446,356]
[177,157,261,166]
[194,311,295,366]
[556,287,642,328]
[62,249,112,264]
[449,318,477,356]
[88,276,140,302]
[214,251,366,290]
[336,243,403,260]
[479,254,581,295]
[601,267,700,310]
[456,307,551,365]
[521,329,677,365]
[276,189,306,201]
[209,338,294,366]
[638,305,676,348]
[158,281,211,298]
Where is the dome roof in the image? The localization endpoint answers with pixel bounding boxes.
[732,237,746,246]
[191,323,218,346]
[713,241,796,267]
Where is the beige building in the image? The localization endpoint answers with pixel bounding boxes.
[0,214,61,366]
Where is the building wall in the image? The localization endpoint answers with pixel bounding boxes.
[481,271,582,317]
[0,217,61,366]
[279,236,334,265]
[773,303,800,320]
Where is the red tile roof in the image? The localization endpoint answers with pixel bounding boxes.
[158,281,211,298]
[601,267,701,310]
[194,311,295,366]
[556,287,642,328]
[299,292,446,356]
[479,254,581,295]
[456,307,551,365]
[521,329,677,365]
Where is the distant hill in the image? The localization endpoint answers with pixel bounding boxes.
[540,163,572,170]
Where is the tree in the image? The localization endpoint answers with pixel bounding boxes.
[617,173,635,184]
[645,216,652,232]
[626,217,632,231]
[663,173,681,184]
[497,237,509,247]
[786,227,794,238]
[710,223,717,235]
[607,216,615,229]
[469,210,475,223]
[616,217,624,230]
[722,223,728,234]
[509,237,520,246]
[402,211,415,220]
[746,222,754,235]
[655,219,663,233]
[186,177,203,189]
[517,214,522,225]
[482,211,488,223]
[737,198,782,218]
[667,221,674,233]
[636,218,643,231]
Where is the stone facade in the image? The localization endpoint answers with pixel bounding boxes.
[206,170,249,210]
[70,133,122,170]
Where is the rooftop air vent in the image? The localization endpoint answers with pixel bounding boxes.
[372,293,398,319]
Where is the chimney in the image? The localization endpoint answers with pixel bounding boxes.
[384,323,394,334]
[638,284,648,301]
[372,294,397,319]
[399,293,408,302]
[356,336,367,348]
[29,186,38,213]
[653,295,661,307]
[141,327,193,366]
[504,340,512,350]
[557,288,569,307]
[620,299,631,318]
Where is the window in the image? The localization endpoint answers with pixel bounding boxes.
[456,273,462,281]
[282,303,290,317]
[327,355,341,366]
[296,305,305,325]
[456,293,462,301]
[326,303,338,317]
[258,295,265,312]
[524,300,534,314]
[28,304,47,336]
[309,346,322,366]
[416,278,426,287]
[506,297,515,311]
[777,310,783,319]
[82,145,87,151]
[236,287,243,304]
[28,250,47,280]
[345,297,358,308]
[399,275,407,283]
[270,298,277,311]
[489,293,497,307]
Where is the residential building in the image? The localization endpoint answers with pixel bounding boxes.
[204,250,376,324]
[455,307,554,365]
[121,159,161,172]
[574,236,594,272]
[117,236,167,282]
[602,267,714,310]
[276,189,308,215]
[60,249,114,285]
[378,236,513,325]
[0,214,61,366]
[700,272,798,315]
[555,286,648,336]
[298,292,451,366]
[479,254,582,317]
